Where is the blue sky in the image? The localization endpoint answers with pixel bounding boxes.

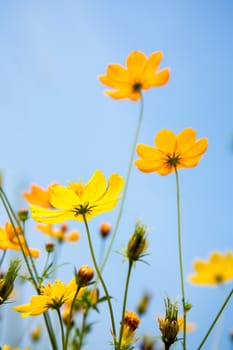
[0,1,233,349]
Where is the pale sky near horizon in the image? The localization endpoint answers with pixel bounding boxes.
[0,1,233,349]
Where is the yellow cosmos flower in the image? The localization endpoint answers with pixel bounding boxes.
[188,251,233,286]
[30,170,124,224]
[135,128,208,175]
[98,51,170,101]
[23,183,55,208]
[0,223,40,258]
[14,279,77,317]
[36,223,80,243]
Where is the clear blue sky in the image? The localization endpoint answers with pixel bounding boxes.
[0,1,233,349]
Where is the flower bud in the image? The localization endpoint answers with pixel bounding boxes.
[76,265,94,286]
[99,222,112,238]
[31,326,42,342]
[45,242,55,253]
[127,222,148,262]
[136,292,151,316]
[0,259,20,304]
[120,311,140,348]
[158,297,179,349]
[18,208,29,222]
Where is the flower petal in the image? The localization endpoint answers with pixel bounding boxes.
[31,206,74,224]
[50,185,80,209]
[144,68,170,88]
[154,129,176,155]
[126,51,147,76]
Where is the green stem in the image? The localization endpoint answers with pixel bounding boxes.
[43,312,58,350]
[117,260,133,350]
[197,288,233,350]
[100,96,144,273]
[78,312,88,350]
[57,308,66,350]
[175,170,186,350]
[64,286,81,350]
[0,188,58,350]
[82,214,117,346]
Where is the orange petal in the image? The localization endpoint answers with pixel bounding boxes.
[154,129,176,155]
[126,51,147,76]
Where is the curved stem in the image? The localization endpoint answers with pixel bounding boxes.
[100,96,144,273]
[197,288,233,350]
[175,170,186,350]
[82,214,117,346]
[64,286,81,350]
[117,260,133,350]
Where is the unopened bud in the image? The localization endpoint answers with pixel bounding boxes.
[31,326,42,342]
[136,292,151,316]
[127,222,148,262]
[158,297,179,349]
[18,208,29,222]
[124,311,140,331]
[45,242,55,253]
[99,222,112,238]
[76,265,94,286]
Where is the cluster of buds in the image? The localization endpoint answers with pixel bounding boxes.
[126,221,148,263]
[158,297,179,350]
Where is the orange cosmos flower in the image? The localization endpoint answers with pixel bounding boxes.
[36,223,80,243]
[188,251,233,286]
[0,223,40,258]
[99,51,170,101]
[135,128,208,175]
[23,183,56,208]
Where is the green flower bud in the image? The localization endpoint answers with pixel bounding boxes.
[127,221,148,262]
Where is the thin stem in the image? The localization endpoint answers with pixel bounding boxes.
[0,188,58,350]
[43,312,58,350]
[57,308,66,350]
[77,312,88,350]
[82,214,117,345]
[100,96,144,273]
[0,250,7,268]
[197,288,233,350]
[64,286,81,350]
[175,170,186,350]
[117,260,133,350]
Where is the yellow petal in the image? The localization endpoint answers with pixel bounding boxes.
[104,88,136,100]
[82,170,107,203]
[126,51,147,76]
[99,64,129,88]
[144,68,170,88]
[50,185,80,209]
[154,129,176,155]
[143,51,163,78]
[31,206,74,224]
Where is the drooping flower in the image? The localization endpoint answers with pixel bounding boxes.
[13,279,77,317]
[188,251,233,286]
[0,223,40,258]
[135,128,208,176]
[30,170,124,224]
[99,51,170,101]
[36,223,80,243]
[23,183,55,208]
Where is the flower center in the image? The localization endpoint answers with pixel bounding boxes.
[167,155,179,167]
[214,274,223,284]
[73,202,95,216]
[132,82,142,93]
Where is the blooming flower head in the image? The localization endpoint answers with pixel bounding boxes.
[121,311,140,348]
[99,51,170,101]
[36,223,80,243]
[23,183,55,208]
[0,223,40,258]
[135,128,208,176]
[13,278,77,317]
[30,170,124,224]
[188,251,233,286]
